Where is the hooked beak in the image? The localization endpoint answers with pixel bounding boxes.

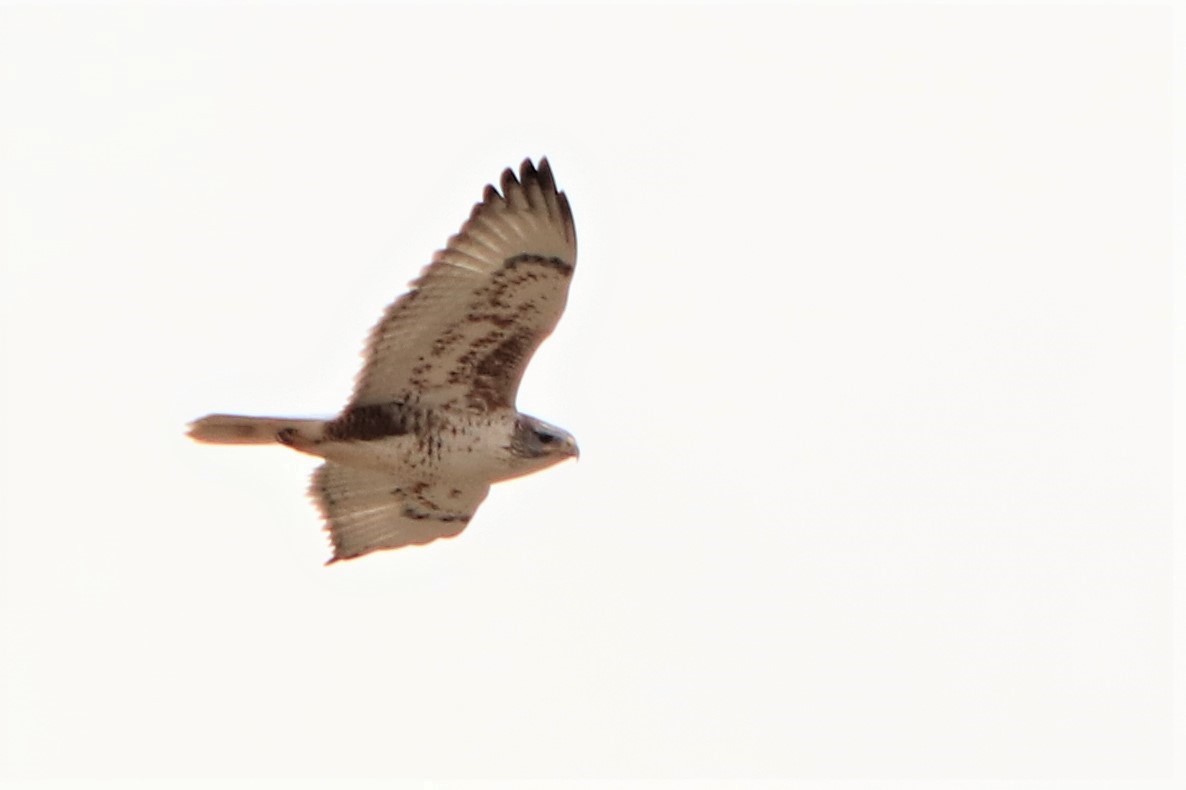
[565,436,580,461]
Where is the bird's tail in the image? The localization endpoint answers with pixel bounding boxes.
[188,414,328,446]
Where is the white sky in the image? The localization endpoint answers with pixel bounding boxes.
[1,3,1180,788]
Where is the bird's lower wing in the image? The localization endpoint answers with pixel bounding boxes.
[310,463,490,563]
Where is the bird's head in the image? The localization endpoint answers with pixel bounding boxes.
[505,415,579,477]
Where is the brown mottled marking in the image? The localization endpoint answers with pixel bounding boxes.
[409,360,434,389]
[431,329,466,357]
[466,311,516,328]
[503,253,573,275]
[468,331,532,410]
[326,403,420,441]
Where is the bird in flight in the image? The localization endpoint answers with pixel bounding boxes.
[189,158,579,563]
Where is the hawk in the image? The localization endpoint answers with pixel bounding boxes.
[189,158,579,563]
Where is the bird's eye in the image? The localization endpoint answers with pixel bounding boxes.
[535,431,555,444]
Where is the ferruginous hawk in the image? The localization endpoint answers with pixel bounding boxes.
[189,159,578,563]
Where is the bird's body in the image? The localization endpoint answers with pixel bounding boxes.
[190,159,578,563]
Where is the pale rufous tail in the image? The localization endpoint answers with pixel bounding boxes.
[188,414,328,445]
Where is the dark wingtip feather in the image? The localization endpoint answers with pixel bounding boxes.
[558,191,575,242]
[499,166,519,196]
[474,183,503,218]
[536,157,557,193]
[519,157,539,184]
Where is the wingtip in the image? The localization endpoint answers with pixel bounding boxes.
[487,157,557,202]
[519,157,539,184]
[499,165,519,196]
[536,157,556,191]
[324,548,357,565]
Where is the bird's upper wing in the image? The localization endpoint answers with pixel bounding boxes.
[311,462,490,562]
[350,158,577,412]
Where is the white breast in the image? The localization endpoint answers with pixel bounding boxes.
[314,410,514,486]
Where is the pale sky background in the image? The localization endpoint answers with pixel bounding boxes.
[0,3,1180,788]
